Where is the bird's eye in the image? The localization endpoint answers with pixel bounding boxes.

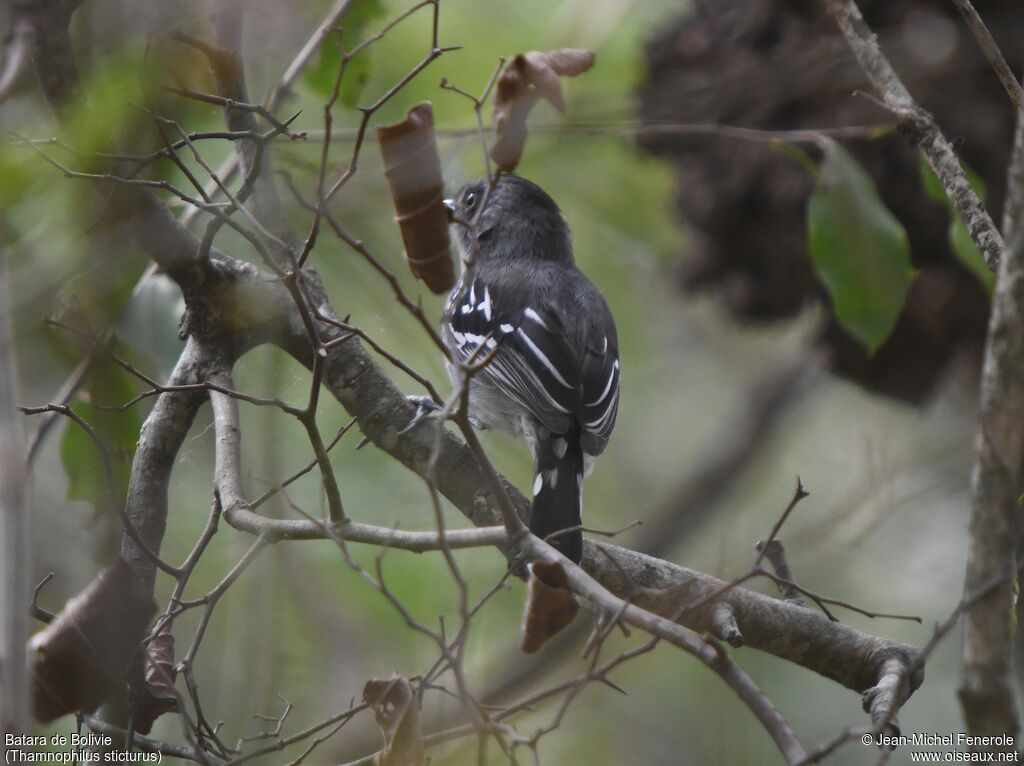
[464,191,478,210]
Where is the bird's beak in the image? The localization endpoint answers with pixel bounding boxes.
[443,198,455,222]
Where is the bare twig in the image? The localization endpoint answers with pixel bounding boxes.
[822,0,1004,271]
[950,0,1024,113]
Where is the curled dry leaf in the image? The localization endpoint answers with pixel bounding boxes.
[491,48,595,172]
[520,561,579,654]
[29,558,156,723]
[133,624,178,734]
[377,102,455,294]
[363,673,425,766]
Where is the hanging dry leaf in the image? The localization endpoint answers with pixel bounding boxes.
[133,624,178,734]
[29,558,156,723]
[491,49,596,172]
[363,674,425,766]
[520,561,579,654]
[377,102,455,294]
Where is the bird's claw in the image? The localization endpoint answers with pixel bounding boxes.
[399,395,441,434]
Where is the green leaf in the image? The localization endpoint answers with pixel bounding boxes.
[807,139,915,354]
[302,0,386,107]
[919,157,995,295]
[59,354,143,515]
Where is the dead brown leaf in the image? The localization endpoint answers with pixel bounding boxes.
[133,623,178,734]
[520,561,579,654]
[363,673,424,766]
[491,49,595,172]
[377,102,455,294]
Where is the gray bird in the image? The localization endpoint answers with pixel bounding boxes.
[442,175,620,563]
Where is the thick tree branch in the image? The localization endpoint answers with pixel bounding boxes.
[120,339,213,592]
[958,106,1024,746]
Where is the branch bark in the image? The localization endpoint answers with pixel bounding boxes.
[120,339,216,593]
[959,105,1024,746]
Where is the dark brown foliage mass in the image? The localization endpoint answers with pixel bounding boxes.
[637,0,1024,401]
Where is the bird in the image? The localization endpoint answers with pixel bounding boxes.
[441,174,620,564]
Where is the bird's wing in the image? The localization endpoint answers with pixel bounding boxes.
[446,276,582,434]
[578,328,619,456]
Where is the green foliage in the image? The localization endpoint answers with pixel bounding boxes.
[59,354,143,515]
[919,156,995,295]
[807,139,915,354]
[0,144,38,211]
[302,0,387,107]
[63,51,146,169]
[36,47,154,332]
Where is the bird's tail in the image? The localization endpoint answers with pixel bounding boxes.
[530,428,585,563]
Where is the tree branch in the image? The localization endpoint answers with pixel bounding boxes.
[822,0,1004,272]
[950,0,1024,113]
[958,92,1024,749]
[120,339,214,590]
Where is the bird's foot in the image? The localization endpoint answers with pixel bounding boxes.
[398,395,442,435]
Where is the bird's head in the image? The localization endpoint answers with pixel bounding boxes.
[446,174,573,265]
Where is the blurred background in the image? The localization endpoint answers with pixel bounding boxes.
[3,0,1017,762]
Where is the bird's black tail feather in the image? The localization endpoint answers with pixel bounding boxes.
[530,429,585,563]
